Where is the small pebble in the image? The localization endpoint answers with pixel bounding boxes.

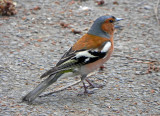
[144,5,152,10]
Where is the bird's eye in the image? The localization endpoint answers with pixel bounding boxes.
[109,20,114,23]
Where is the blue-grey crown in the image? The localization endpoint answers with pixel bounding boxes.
[87,16,114,38]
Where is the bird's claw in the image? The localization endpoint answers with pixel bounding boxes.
[77,90,94,96]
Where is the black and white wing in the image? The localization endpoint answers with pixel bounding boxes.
[40,41,111,78]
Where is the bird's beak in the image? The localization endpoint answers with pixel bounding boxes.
[115,18,123,29]
[115,18,123,22]
[114,25,123,29]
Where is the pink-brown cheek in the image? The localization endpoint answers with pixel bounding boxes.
[101,23,114,35]
[111,27,114,31]
[101,23,107,32]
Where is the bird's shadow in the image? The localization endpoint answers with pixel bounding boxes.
[35,94,89,106]
[20,88,99,106]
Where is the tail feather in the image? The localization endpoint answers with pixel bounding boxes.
[22,73,62,103]
[40,67,58,78]
[40,65,72,79]
[40,58,78,79]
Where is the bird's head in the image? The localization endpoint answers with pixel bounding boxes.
[88,16,123,38]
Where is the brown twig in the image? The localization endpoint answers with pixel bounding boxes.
[154,0,160,27]
[39,80,81,97]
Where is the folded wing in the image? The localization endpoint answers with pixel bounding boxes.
[40,41,111,78]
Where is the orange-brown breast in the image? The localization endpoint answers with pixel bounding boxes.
[72,34,112,51]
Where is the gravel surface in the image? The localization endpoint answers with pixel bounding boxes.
[0,0,160,115]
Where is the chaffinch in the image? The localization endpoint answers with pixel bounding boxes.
[22,15,123,102]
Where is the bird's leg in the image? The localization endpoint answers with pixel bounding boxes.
[85,79,104,88]
[82,80,94,94]
[78,75,94,95]
[85,79,95,87]
[82,81,88,93]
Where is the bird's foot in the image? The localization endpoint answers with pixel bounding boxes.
[85,79,104,88]
[77,89,94,96]
[88,83,104,89]
[78,81,95,96]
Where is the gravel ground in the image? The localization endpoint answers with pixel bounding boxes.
[0,0,160,115]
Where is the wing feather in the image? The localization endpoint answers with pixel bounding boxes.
[40,41,111,78]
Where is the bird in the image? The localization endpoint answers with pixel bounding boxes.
[22,15,123,103]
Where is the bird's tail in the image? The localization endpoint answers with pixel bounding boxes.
[22,73,62,103]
